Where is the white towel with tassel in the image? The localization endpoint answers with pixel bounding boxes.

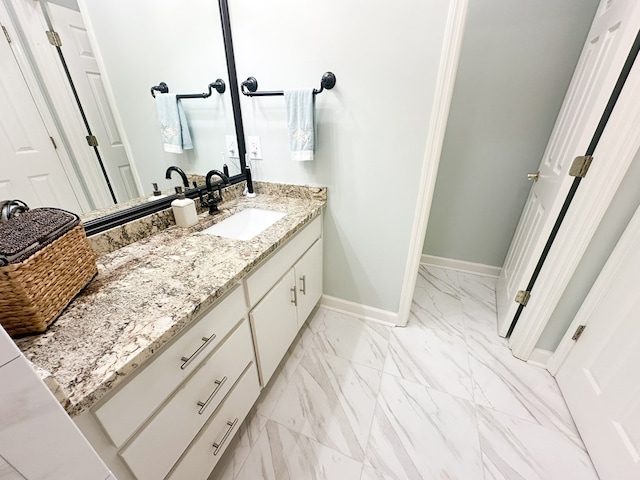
[155,94,193,153]
[284,89,315,161]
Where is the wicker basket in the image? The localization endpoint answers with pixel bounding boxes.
[0,224,97,337]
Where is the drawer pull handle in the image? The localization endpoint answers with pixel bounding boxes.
[300,275,306,295]
[212,418,238,455]
[180,334,217,370]
[290,286,298,306]
[197,376,228,414]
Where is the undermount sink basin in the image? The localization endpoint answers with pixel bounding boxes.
[200,208,286,241]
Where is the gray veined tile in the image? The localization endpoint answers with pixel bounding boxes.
[419,265,460,295]
[461,296,505,351]
[232,420,363,480]
[366,374,483,480]
[457,271,498,309]
[253,324,315,419]
[0,455,24,480]
[477,406,598,480]
[384,314,473,401]
[410,297,466,336]
[308,307,392,370]
[413,266,464,321]
[269,348,381,461]
[468,340,581,444]
[360,465,396,480]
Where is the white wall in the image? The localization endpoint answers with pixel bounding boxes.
[537,149,640,351]
[229,0,451,313]
[423,0,598,267]
[80,0,238,196]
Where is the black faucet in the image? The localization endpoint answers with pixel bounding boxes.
[202,169,230,214]
[165,166,190,188]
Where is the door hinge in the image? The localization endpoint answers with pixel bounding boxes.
[569,155,593,178]
[2,25,11,44]
[49,136,57,149]
[46,30,62,47]
[86,135,99,147]
[571,324,586,341]
[515,290,531,306]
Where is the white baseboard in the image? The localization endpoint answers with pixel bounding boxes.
[526,347,553,368]
[319,295,399,327]
[421,254,501,277]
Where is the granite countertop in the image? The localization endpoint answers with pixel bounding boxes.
[16,183,326,416]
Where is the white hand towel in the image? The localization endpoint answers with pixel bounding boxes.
[155,94,193,154]
[284,89,315,161]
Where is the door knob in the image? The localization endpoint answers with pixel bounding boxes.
[527,171,540,181]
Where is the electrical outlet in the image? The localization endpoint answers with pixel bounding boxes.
[225,135,238,158]
[247,136,263,160]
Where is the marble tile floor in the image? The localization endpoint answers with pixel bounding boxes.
[209,265,599,480]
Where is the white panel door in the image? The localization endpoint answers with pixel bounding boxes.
[556,205,640,480]
[47,3,138,202]
[496,0,640,335]
[0,26,81,212]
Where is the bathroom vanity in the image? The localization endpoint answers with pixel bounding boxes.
[15,183,326,480]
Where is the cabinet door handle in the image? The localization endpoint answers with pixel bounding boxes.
[196,376,227,414]
[299,275,306,295]
[212,418,238,455]
[290,286,298,306]
[180,334,217,370]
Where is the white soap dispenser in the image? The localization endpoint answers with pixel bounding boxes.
[148,183,168,201]
[171,186,198,227]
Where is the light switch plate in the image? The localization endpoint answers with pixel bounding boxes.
[225,135,238,158]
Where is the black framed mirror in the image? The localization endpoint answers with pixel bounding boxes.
[2,0,246,236]
[82,0,247,235]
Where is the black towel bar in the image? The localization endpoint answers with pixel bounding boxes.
[241,72,336,97]
[150,79,226,99]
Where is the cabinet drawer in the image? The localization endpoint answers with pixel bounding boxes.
[245,215,321,307]
[95,286,245,448]
[120,320,254,480]
[167,363,260,480]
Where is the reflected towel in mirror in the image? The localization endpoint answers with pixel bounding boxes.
[155,94,193,154]
[284,89,315,161]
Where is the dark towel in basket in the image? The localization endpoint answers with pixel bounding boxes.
[0,208,80,266]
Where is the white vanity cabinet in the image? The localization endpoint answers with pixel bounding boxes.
[77,285,259,480]
[247,216,323,385]
[73,213,323,480]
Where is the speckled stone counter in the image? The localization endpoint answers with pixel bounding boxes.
[16,183,326,416]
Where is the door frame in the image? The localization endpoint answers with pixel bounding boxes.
[508,47,640,360]
[548,201,640,375]
[396,0,469,326]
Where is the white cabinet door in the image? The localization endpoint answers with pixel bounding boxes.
[295,239,323,329]
[250,269,298,385]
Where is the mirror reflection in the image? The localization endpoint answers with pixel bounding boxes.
[1,0,238,219]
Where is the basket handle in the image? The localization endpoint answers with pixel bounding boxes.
[0,200,29,222]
